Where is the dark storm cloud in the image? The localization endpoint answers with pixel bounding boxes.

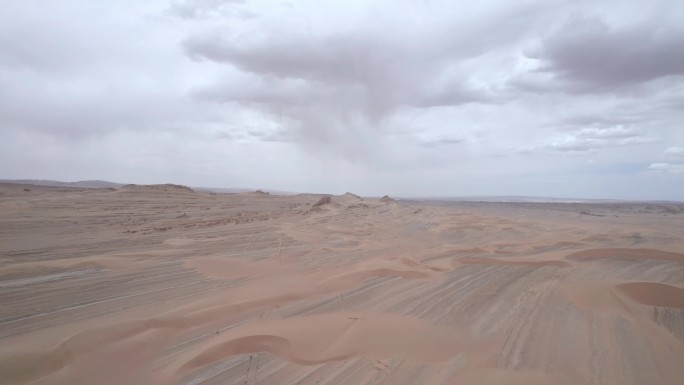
[181,0,543,87]
[529,16,684,91]
[183,31,492,118]
[180,2,536,154]
[180,0,565,111]
[184,33,371,84]
[179,0,684,179]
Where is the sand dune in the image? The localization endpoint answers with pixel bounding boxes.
[566,248,684,262]
[616,282,684,309]
[1,184,683,384]
[175,312,487,372]
[457,256,572,268]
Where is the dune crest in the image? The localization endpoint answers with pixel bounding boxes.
[175,312,490,373]
[566,248,684,262]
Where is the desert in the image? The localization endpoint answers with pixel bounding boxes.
[3,0,684,383]
[0,182,683,385]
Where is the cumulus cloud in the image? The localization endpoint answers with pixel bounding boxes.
[166,0,246,19]
[649,163,684,173]
[517,125,659,154]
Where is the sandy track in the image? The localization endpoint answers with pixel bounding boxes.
[0,183,683,384]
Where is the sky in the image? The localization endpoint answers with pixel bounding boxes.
[1,0,683,199]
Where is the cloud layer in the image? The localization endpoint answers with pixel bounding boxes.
[1,0,683,199]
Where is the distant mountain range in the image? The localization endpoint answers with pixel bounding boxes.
[0,179,297,195]
[0,179,124,189]
[2,179,680,203]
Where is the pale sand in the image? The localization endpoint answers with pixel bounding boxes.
[0,183,683,384]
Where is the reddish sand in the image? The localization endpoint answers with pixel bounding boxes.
[566,248,684,262]
[0,183,683,384]
[616,282,684,309]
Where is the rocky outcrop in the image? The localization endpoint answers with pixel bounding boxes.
[313,195,333,208]
[343,192,363,200]
[380,195,396,204]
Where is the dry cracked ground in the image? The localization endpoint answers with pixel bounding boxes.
[1,183,683,385]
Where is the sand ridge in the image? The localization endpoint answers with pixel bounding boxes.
[566,248,684,262]
[173,312,492,372]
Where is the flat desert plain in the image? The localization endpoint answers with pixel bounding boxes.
[1,182,683,385]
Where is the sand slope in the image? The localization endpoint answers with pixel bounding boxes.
[0,184,683,384]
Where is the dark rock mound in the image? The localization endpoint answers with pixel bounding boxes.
[347,203,370,209]
[343,192,363,200]
[312,195,333,208]
[380,195,396,204]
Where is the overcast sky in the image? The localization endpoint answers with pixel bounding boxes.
[1,0,683,199]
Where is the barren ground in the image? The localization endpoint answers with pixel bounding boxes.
[1,183,683,385]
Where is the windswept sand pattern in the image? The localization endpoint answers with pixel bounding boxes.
[1,183,683,384]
